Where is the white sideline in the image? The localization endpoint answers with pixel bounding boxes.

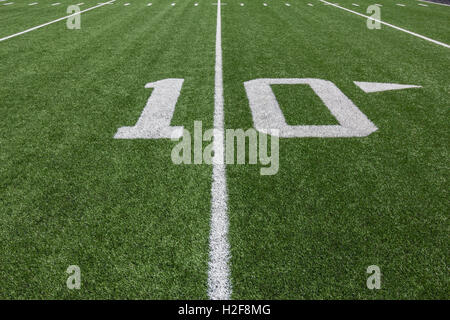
[319,0,450,49]
[0,1,114,43]
[208,0,231,300]
[419,0,450,6]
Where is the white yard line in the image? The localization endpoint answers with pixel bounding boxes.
[208,0,231,301]
[319,0,450,49]
[28,2,38,5]
[0,1,114,43]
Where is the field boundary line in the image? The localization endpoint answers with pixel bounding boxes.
[418,0,450,6]
[207,0,232,300]
[0,0,114,42]
[319,0,450,49]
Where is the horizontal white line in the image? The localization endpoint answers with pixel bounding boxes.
[319,0,450,49]
[0,1,114,43]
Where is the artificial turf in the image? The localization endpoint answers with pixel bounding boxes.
[0,0,448,299]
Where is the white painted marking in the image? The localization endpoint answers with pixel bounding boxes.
[240,3,244,6]
[0,1,114,42]
[194,2,198,6]
[147,3,152,6]
[352,3,360,6]
[171,2,175,6]
[418,3,428,6]
[319,0,450,49]
[354,81,422,93]
[263,2,268,6]
[208,0,231,301]
[124,2,130,6]
[375,3,382,6]
[419,0,450,6]
[244,78,378,138]
[308,3,314,6]
[285,3,291,6]
[3,2,13,5]
[77,3,84,5]
[51,2,60,6]
[28,2,38,5]
[114,79,184,139]
[396,3,406,6]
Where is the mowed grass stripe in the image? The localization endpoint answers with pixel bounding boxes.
[0,1,217,298]
[223,1,448,299]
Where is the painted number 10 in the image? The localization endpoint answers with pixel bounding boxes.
[114,78,378,139]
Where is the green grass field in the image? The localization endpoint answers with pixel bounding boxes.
[0,0,448,299]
